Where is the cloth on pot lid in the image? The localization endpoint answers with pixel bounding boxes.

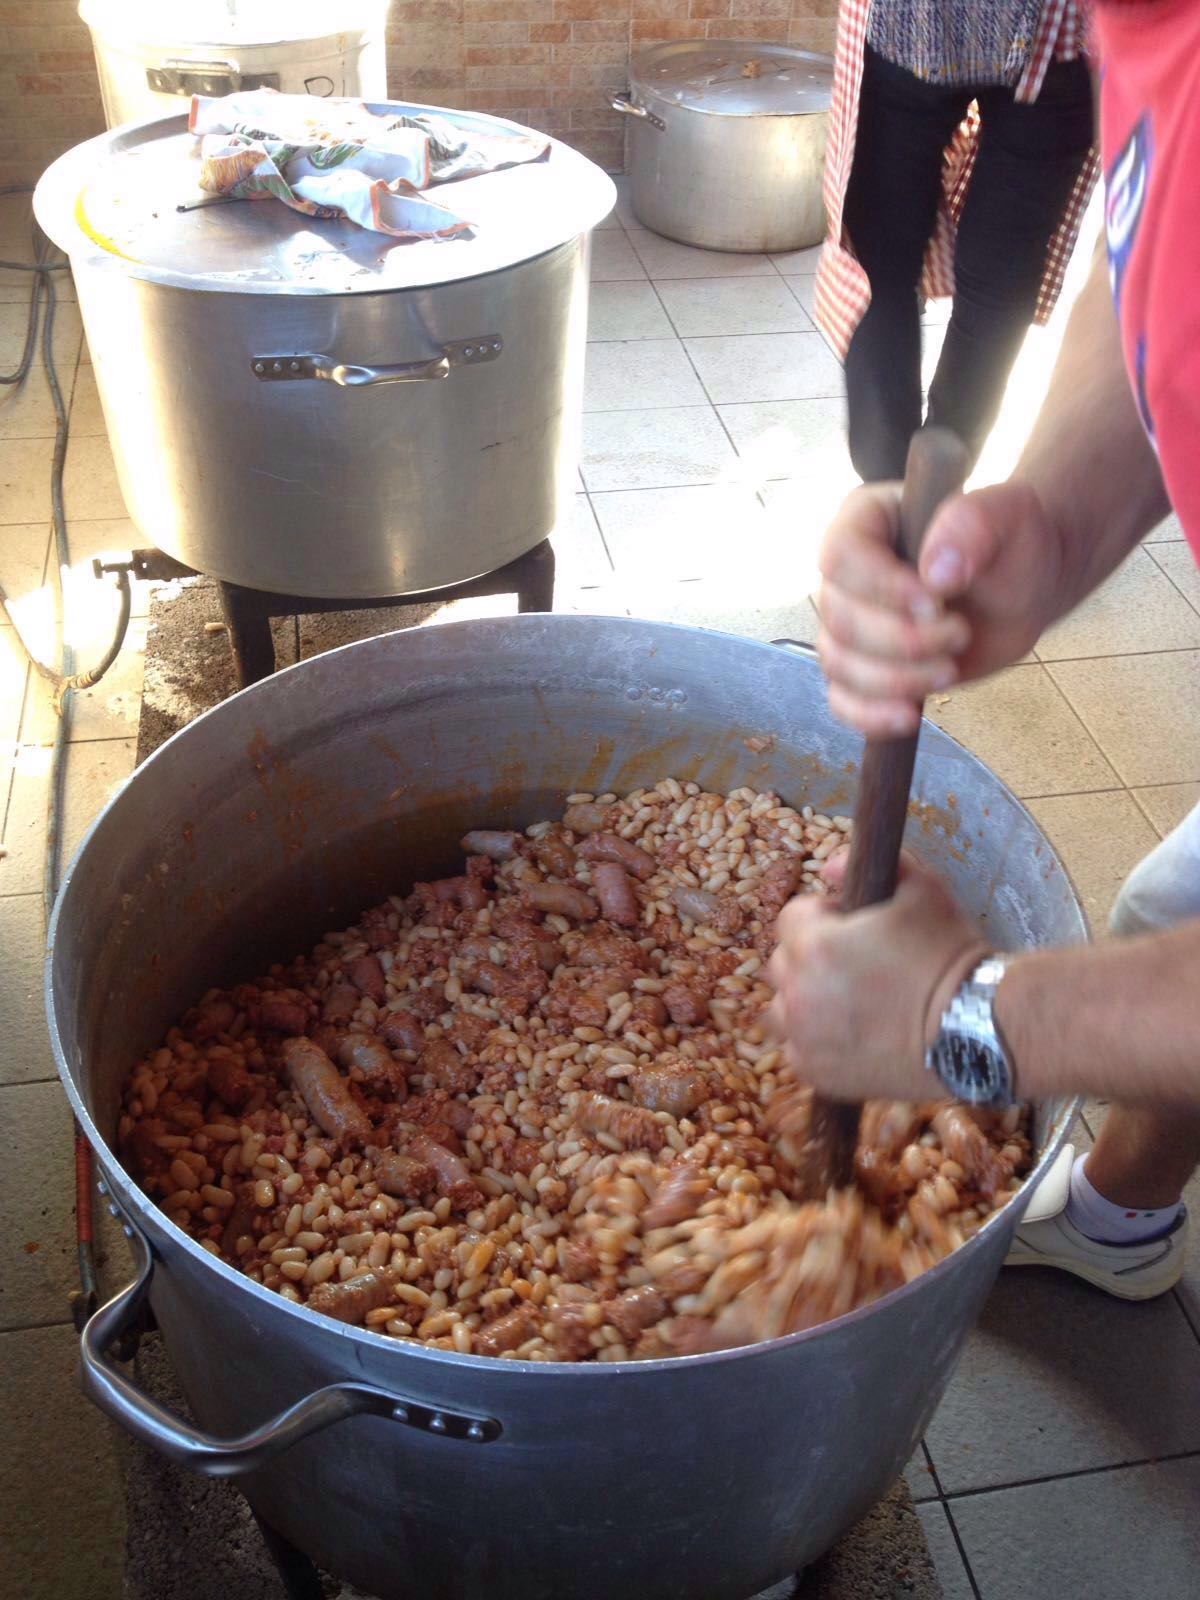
[188,89,551,241]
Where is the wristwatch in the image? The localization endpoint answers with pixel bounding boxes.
[925,954,1017,1106]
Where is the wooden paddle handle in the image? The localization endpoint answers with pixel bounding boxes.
[815,428,970,1187]
[841,427,971,910]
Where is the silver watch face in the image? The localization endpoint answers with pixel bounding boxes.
[929,1030,1011,1106]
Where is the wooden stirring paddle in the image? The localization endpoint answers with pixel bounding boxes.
[801,426,971,1195]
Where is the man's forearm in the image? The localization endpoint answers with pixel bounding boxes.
[996,918,1200,1106]
[1016,245,1170,613]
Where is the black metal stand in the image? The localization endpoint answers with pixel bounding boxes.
[218,539,556,688]
[251,1512,327,1600]
[131,539,557,689]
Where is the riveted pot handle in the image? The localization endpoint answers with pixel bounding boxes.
[609,91,665,131]
[79,1216,500,1477]
[250,338,503,388]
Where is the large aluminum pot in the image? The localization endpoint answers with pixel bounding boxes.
[34,110,614,599]
[48,618,1085,1600]
[79,0,388,129]
[613,42,832,253]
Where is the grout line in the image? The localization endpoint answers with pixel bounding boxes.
[0,1312,77,1337]
[939,1445,1200,1503]
[1127,786,1171,841]
[578,487,617,577]
[1032,659,1128,787]
[1142,541,1200,623]
[1037,642,1200,665]
[1173,1282,1200,1346]
[918,1442,985,1599]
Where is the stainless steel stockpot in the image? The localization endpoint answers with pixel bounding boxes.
[613,42,832,253]
[48,617,1085,1599]
[34,108,614,599]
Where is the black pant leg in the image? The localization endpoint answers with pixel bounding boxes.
[926,57,1095,461]
[842,47,970,481]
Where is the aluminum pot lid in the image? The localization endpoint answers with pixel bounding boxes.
[77,0,387,51]
[33,105,616,296]
[630,40,832,117]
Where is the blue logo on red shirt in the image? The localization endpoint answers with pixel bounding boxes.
[1106,115,1151,310]
[1106,115,1155,444]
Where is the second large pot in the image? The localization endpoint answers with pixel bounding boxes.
[34,107,614,599]
[614,42,833,254]
[50,618,1085,1599]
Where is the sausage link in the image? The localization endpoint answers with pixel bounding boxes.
[578,832,656,881]
[282,1037,373,1148]
[591,862,639,928]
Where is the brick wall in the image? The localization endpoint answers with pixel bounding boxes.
[0,0,837,188]
[0,1,106,188]
[386,0,839,170]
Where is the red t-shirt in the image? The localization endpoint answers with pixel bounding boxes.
[1097,1,1200,559]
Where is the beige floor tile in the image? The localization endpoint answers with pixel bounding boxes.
[0,625,29,749]
[718,397,849,485]
[583,338,707,412]
[628,227,777,280]
[0,298,82,372]
[0,1322,124,1600]
[0,366,61,440]
[586,281,673,342]
[0,744,51,896]
[656,277,812,338]
[769,245,822,273]
[1048,652,1200,787]
[589,230,647,282]
[921,324,949,392]
[549,494,614,590]
[0,522,50,608]
[626,578,820,646]
[581,405,739,491]
[62,432,129,522]
[683,331,844,405]
[926,664,1120,799]
[1143,510,1186,544]
[759,479,859,597]
[0,260,76,305]
[591,482,768,582]
[0,737,136,898]
[1146,541,1200,614]
[0,435,55,524]
[0,892,56,1086]
[22,617,147,746]
[1025,790,1160,933]
[1131,781,1200,838]
[0,1078,84,1328]
[550,584,632,617]
[1036,548,1200,660]
[786,275,816,320]
[66,362,107,437]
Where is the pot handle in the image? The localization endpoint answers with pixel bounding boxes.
[609,91,665,132]
[771,637,819,658]
[79,1216,500,1478]
[250,338,503,388]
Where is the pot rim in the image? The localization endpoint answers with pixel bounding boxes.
[628,41,832,121]
[46,615,1085,1379]
[33,105,617,297]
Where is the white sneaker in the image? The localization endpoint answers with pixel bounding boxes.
[1005,1143,1189,1301]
